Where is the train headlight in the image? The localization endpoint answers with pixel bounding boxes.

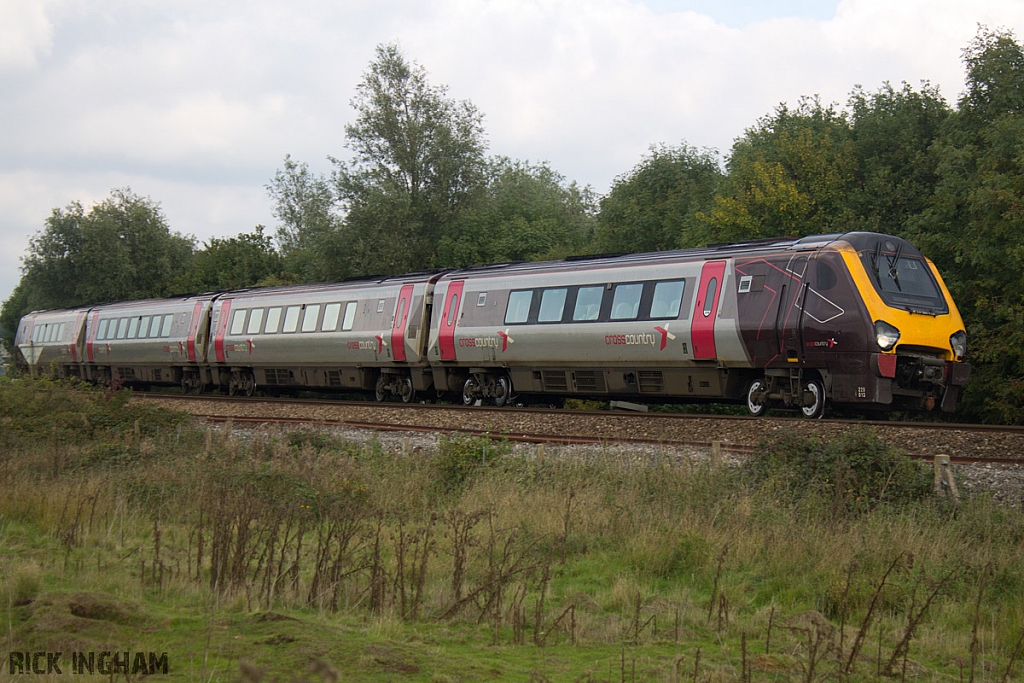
[950,330,967,360]
[874,321,900,351]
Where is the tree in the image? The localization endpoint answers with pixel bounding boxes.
[0,282,30,357]
[168,226,288,294]
[700,98,857,243]
[905,28,1024,423]
[847,81,950,234]
[594,144,722,253]
[436,158,596,267]
[18,188,193,309]
[266,155,346,282]
[332,43,487,275]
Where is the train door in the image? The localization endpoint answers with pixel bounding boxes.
[212,300,231,363]
[391,285,414,362]
[777,254,810,362]
[186,302,206,362]
[692,261,726,359]
[438,281,465,361]
[86,312,99,362]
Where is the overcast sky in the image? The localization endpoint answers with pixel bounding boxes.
[3,0,1024,307]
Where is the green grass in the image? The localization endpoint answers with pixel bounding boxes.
[2,377,1024,682]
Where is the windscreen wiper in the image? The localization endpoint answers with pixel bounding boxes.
[887,243,903,291]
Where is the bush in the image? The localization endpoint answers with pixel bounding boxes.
[741,429,932,517]
[431,435,509,496]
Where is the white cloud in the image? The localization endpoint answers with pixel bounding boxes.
[0,0,55,71]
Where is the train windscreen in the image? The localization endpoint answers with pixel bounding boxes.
[859,251,948,315]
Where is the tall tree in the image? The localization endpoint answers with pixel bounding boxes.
[332,43,487,274]
[906,28,1024,423]
[700,98,857,243]
[168,226,288,294]
[18,188,193,309]
[266,155,345,282]
[436,158,595,266]
[594,144,722,253]
[847,81,950,234]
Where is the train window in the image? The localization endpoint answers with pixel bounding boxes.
[160,314,173,337]
[97,319,109,340]
[377,299,386,314]
[302,304,321,332]
[265,307,282,334]
[477,292,487,307]
[610,283,643,320]
[322,303,341,331]
[283,306,301,333]
[58,323,66,341]
[45,325,55,342]
[139,316,150,338]
[128,317,140,339]
[651,280,685,318]
[702,279,718,317]
[505,290,532,324]
[816,261,838,291]
[538,289,567,323]
[573,286,603,321]
[247,309,265,335]
[230,309,247,336]
[341,302,357,331]
[446,294,460,326]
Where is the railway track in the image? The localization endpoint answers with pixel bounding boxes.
[133,392,1024,467]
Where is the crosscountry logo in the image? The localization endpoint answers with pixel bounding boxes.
[654,323,676,351]
[496,329,514,352]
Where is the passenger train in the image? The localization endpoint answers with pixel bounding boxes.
[14,232,971,417]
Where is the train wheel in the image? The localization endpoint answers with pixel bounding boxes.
[462,376,482,406]
[374,375,388,402]
[493,374,512,407]
[399,376,416,403]
[746,378,768,417]
[801,378,825,419]
[182,374,204,395]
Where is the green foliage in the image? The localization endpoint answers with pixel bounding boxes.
[741,429,932,516]
[0,377,190,463]
[595,143,722,252]
[19,188,194,309]
[168,226,287,294]
[431,434,509,495]
[436,158,596,266]
[333,42,488,275]
[700,97,857,242]
[266,155,347,282]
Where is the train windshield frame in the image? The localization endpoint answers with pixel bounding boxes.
[858,251,948,315]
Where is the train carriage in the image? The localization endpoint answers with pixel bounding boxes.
[15,308,90,377]
[82,296,215,390]
[208,274,438,399]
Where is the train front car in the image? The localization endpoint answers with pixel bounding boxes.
[736,232,970,416]
[14,308,90,378]
[840,232,969,412]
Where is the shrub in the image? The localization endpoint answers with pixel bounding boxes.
[741,429,932,517]
[431,435,509,496]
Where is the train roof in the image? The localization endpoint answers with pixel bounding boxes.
[441,232,917,280]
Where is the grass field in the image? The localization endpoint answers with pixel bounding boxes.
[2,378,1023,682]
